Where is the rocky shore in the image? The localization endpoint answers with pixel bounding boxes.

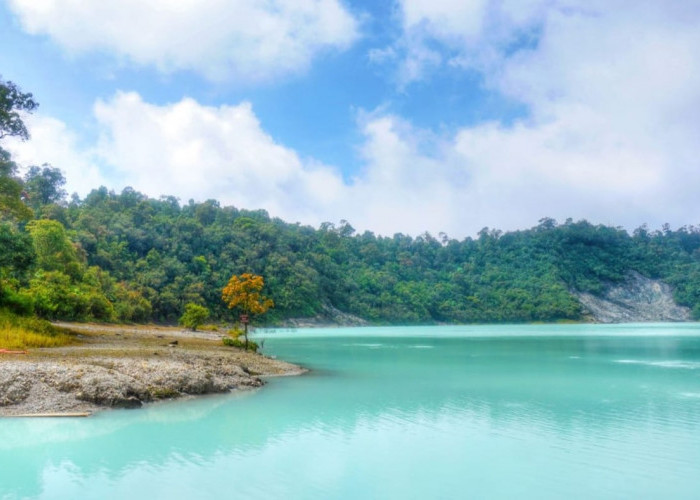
[0,323,304,417]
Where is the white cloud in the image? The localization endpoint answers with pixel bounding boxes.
[7,0,359,81]
[387,0,547,85]
[5,76,700,239]
[91,92,346,222]
[354,0,700,234]
[7,0,700,239]
[3,114,106,196]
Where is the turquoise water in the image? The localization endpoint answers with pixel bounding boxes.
[2,323,700,499]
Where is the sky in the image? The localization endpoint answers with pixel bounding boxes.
[1,0,699,239]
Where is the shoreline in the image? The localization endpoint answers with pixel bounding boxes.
[0,323,305,418]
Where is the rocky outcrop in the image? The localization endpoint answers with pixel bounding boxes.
[574,271,691,323]
[276,304,369,328]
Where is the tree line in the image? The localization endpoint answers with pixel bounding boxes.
[4,178,700,324]
[2,77,700,325]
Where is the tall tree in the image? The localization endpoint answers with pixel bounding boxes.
[0,78,38,141]
[26,219,83,280]
[24,164,67,209]
[0,78,37,221]
[0,149,31,221]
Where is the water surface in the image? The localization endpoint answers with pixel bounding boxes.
[2,323,700,499]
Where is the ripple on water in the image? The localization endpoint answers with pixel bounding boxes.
[678,392,700,399]
[614,359,700,369]
[341,343,384,349]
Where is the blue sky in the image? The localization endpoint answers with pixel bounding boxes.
[2,1,700,238]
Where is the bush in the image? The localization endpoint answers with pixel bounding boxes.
[179,303,209,331]
[0,279,34,315]
[227,327,244,338]
[222,336,258,352]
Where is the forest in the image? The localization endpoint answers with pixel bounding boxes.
[3,172,700,325]
[2,78,700,326]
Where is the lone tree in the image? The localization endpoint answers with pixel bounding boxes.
[1,78,38,221]
[221,273,273,349]
[1,78,38,141]
[179,303,209,331]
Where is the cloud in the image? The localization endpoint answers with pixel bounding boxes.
[6,0,700,239]
[3,114,106,196]
[5,92,351,225]
[5,75,700,240]
[91,92,346,221]
[7,0,359,82]
[355,0,700,233]
[384,0,546,86]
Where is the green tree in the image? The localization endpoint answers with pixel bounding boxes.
[179,302,209,331]
[0,78,38,141]
[0,223,35,313]
[26,219,83,280]
[0,147,32,221]
[0,78,36,221]
[23,164,67,210]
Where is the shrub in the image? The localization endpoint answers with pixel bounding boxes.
[179,303,209,331]
[222,336,258,352]
[0,279,34,315]
[227,327,244,338]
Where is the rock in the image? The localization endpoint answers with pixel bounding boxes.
[574,271,691,323]
[0,368,32,406]
[276,304,369,328]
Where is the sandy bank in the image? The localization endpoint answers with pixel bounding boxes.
[0,323,304,417]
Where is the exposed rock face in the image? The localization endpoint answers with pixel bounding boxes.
[277,304,369,328]
[574,271,691,323]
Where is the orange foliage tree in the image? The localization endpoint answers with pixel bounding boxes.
[221,273,274,348]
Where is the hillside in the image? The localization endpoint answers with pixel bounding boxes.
[3,171,700,325]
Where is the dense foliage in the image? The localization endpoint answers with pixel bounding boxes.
[3,177,700,324]
[2,78,700,326]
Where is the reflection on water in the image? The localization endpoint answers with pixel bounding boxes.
[2,324,700,499]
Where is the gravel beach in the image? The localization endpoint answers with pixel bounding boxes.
[0,323,304,417]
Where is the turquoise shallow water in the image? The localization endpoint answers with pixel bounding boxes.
[2,323,700,499]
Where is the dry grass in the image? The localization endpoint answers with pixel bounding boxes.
[30,322,226,361]
[0,325,74,349]
[197,324,221,332]
[0,311,76,350]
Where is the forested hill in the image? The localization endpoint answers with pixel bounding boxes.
[2,167,700,324]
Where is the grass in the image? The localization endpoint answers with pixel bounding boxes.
[197,324,220,332]
[0,310,75,350]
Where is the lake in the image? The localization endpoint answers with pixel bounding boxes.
[2,323,700,499]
